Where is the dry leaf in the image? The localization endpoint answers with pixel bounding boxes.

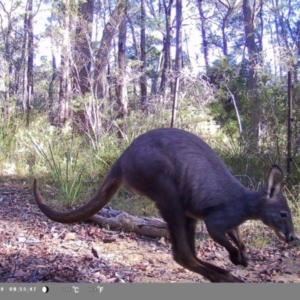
[103,236,116,243]
[91,247,99,258]
[64,232,76,240]
[215,252,223,259]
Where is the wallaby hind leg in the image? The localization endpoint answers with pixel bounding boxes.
[184,216,197,254]
[227,228,248,267]
[227,228,245,251]
[185,216,232,275]
[205,221,247,267]
[155,198,243,282]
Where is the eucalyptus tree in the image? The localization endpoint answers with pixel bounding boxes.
[140,0,147,110]
[170,0,182,127]
[0,0,37,118]
[268,0,300,82]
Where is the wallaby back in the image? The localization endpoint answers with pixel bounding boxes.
[33,127,296,283]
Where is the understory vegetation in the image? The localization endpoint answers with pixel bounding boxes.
[1,95,300,225]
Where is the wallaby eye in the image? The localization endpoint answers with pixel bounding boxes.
[280,212,288,218]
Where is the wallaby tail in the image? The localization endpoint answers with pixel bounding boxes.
[33,162,123,223]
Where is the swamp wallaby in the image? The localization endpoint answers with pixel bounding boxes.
[33,128,296,283]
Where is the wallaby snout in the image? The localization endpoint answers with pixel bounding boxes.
[275,230,295,243]
[288,233,296,242]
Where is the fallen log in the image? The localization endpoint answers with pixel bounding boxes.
[89,206,169,238]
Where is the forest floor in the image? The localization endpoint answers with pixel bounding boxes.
[0,180,300,283]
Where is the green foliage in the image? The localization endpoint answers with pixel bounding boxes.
[0,104,298,226]
[110,189,159,218]
[17,114,124,206]
[211,135,272,189]
[0,114,19,158]
[30,137,85,205]
[92,131,126,178]
[206,58,245,135]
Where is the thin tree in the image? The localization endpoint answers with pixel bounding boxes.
[48,9,58,125]
[116,3,128,120]
[159,0,173,94]
[196,0,209,72]
[127,12,139,99]
[23,0,34,127]
[72,0,94,133]
[171,0,182,127]
[93,0,126,99]
[215,0,236,57]
[0,1,14,110]
[73,0,94,96]
[58,0,72,125]
[140,0,148,111]
[243,0,261,150]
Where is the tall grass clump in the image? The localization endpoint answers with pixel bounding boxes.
[30,136,85,205]
[0,114,21,174]
[22,114,127,207]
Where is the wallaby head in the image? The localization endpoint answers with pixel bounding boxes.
[33,127,297,283]
[259,165,295,243]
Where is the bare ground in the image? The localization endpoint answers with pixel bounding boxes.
[0,181,300,283]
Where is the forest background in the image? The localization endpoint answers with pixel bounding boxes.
[1,0,300,219]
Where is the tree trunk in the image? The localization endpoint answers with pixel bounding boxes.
[140,0,148,111]
[26,0,34,127]
[196,0,209,72]
[72,0,94,134]
[127,13,140,104]
[127,14,139,58]
[93,0,126,99]
[273,0,283,78]
[217,0,233,57]
[159,0,173,94]
[171,0,182,128]
[243,0,260,151]
[2,4,13,113]
[48,10,58,126]
[58,0,72,125]
[20,0,34,126]
[73,0,94,96]
[116,4,128,122]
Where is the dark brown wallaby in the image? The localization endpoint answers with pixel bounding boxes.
[33,128,296,283]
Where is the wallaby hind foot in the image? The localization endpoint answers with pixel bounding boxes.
[227,228,248,267]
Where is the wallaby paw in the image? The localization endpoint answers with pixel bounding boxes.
[208,272,244,283]
[240,251,248,267]
[230,251,248,267]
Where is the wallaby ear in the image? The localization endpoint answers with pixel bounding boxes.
[267,165,284,199]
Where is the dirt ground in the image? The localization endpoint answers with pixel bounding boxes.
[0,180,300,283]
